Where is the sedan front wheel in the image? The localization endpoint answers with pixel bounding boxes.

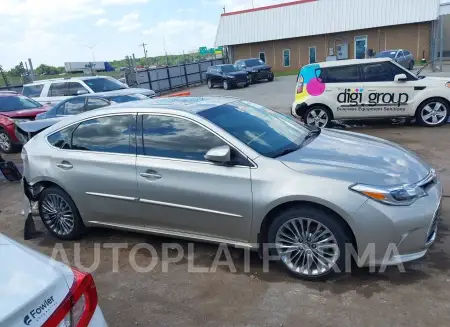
[0,131,13,153]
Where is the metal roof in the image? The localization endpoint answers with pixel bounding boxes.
[215,0,440,46]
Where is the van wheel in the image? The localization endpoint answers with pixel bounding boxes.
[304,106,331,128]
[416,99,449,127]
[267,206,351,280]
[39,186,85,240]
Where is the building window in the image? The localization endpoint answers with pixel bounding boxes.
[309,46,317,64]
[283,49,290,67]
[259,51,266,63]
[355,35,368,59]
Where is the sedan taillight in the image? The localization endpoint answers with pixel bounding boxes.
[42,268,98,327]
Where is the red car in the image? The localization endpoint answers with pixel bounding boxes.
[0,92,51,153]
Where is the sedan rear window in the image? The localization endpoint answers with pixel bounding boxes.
[0,96,42,112]
[22,84,44,97]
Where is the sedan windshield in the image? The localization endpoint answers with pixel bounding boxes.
[107,94,148,103]
[83,78,127,93]
[375,51,397,59]
[198,100,309,158]
[244,59,265,67]
[0,96,42,112]
[220,65,237,73]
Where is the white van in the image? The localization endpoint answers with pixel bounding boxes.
[291,58,450,127]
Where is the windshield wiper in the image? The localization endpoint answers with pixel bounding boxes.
[272,129,321,158]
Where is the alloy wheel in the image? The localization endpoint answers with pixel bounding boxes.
[306,109,329,127]
[0,132,11,152]
[421,101,447,125]
[223,80,229,90]
[208,79,212,88]
[275,217,339,277]
[41,194,75,236]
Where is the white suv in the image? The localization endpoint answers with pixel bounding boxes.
[0,233,108,326]
[292,58,450,127]
[23,76,155,105]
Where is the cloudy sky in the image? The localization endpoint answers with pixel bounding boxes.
[0,0,289,69]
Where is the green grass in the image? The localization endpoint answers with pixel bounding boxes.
[0,71,123,88]
[274,69,299,77]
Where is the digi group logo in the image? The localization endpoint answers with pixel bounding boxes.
[300,64,325,96]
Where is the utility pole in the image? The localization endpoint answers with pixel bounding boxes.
[138,42,150,67]
[252,0,255,8]
[163,36,169,66]
[85,44,97,61]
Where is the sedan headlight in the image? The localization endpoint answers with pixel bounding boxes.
[350,183,427,206]
[227,75,235,79]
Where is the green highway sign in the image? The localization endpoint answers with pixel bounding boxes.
[199,46,223,56]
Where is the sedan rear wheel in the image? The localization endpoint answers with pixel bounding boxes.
[416,99,449,127]
[304,106,330,128]
[0,131,12,153]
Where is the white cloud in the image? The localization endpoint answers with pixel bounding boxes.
[142,19,217,55]
[177,8,195,14]
[203,0,290,12]
[96,12,142,32]
[101,0,149,4]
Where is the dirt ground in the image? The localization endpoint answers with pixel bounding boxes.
[2,116,450,326]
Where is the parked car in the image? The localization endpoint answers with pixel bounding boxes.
[206,64,249,90]
[0,93,51,153]
[0,233,108,326]
[292,57,450,128]
[375,49,415,70]
[21,96,441,280]
[234,58,274,83]
[22,76,155,105]
[35,93,148,120]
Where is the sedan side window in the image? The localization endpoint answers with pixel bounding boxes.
[141,115,225,161]
[86,98,110,111]
[59,97,86,115]
[49,82,69,97]
[47,125,77,149]
[68,82,89,96]
[71,115,135,154]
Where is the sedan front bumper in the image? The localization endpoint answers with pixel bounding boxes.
[351,179,442,266]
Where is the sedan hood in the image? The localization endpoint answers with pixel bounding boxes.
[247,64,271,71]
[1,104,51,118]
[0,234,73,327]
[226,71,248,77]
[280,129,430,186]
[16,117,65,133]
[95,88,155,97]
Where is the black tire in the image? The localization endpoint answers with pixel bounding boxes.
[408,61,414,70]
[267,205,352,280]
[0,131,15,154]
[207,79,213,89]
[249,73,256,84]
[38,186,85,240]
[303,105,332,128]
[223,80,230,90]
[415,98,450,127]
[244,83,249,87]
[268,76,274,82]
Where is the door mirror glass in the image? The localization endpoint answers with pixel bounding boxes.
[77,89,89,95]
[394,74,408,82]
[204,145,231,164]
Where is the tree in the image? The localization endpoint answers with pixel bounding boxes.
[8,63,26,77]
[35,64,60,76]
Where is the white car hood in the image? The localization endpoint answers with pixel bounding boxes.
[0,234,73,327]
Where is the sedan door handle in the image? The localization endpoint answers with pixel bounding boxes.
[57,161,73,170]
[139,170,161,180]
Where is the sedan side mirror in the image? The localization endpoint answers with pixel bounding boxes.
[394,74,408,82]
[77,90,89,95]
[204,145,231,164]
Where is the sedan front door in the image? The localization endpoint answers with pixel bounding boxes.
[135,113,253,243]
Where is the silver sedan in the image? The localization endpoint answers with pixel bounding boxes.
[21,97,442,280]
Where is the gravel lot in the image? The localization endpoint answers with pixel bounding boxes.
[2,76,450,327]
